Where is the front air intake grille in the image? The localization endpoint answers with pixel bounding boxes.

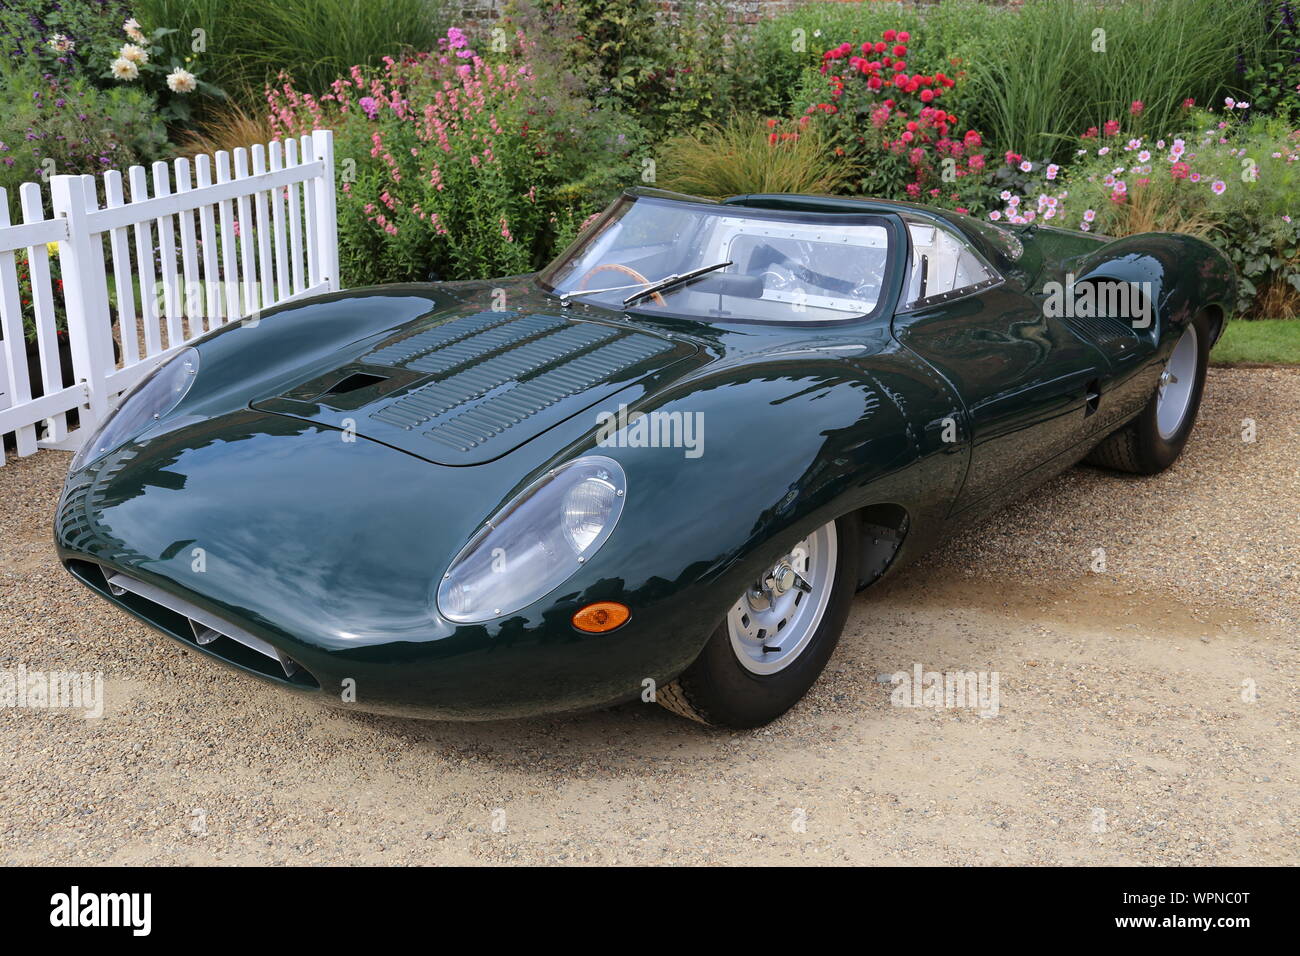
[67,561,318,688]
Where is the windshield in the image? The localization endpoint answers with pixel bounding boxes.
[538,194,894,322]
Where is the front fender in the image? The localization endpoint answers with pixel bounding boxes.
[1074,233,1236,348]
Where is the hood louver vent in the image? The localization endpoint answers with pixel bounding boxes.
[252,309,699,465]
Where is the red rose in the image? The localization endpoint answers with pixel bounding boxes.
[898,31,911,42]
[893,44,907,56]
[920,89,935,102]
[883,29,897,41]
[874,41,887,53]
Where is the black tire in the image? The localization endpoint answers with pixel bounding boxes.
[1086,310,1211,475]
[658,513,860,728]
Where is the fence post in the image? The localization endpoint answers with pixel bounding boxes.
[51,174,114,431]
[311,129,339,292]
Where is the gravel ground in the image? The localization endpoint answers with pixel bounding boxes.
[0,367,1296,865]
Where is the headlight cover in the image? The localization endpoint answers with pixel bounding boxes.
[70,347,200,471]
[437,456,627,623]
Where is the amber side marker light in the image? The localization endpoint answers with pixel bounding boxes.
[572,602,630,633]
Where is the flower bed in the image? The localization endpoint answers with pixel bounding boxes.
[267,29,642,286]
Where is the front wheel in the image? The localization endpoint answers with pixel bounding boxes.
[658,514,860,728]
[1085,310,1211,474]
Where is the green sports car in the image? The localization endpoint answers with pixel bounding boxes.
[56,188,1236,727]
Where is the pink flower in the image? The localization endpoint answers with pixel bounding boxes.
[1019,160,1033,172]
[1045,164,1059,180]
[1083,209,1096,222]
[1211,180,1226,195]
[1129,100,1144,115]
[1170,161,1190,179]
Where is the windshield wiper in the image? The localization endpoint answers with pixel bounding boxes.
[622,261,732,307]
[558,281,651,307]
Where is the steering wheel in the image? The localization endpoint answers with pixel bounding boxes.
[578,263,667,307]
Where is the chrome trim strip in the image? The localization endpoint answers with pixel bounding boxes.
[103,570,299,678]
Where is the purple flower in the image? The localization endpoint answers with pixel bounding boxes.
[359,96,379,119]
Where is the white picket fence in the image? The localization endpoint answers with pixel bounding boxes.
[0,129,338,465]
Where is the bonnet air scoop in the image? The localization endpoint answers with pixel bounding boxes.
[251,309,699,466]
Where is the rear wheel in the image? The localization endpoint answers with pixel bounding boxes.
[1085,311,1210,475]
[658,514,859,728]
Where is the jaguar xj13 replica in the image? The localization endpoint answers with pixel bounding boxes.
[57,189,1235,727]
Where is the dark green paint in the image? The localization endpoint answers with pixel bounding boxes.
[55,193,1236,719]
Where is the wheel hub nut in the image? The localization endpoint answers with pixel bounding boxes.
[774,565,796,593]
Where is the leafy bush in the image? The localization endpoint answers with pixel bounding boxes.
[739,1,928,116]
[747,0,1271,162]
[0,58,170,203]
[515,0,736,138]
[136,0,450,104]
[1243,1,1300,124]
[794,27,989,209]
[0,0,132,72]
[93,16,226,123]
[658,115,854,198]
[982,107,1300,317]
[267,29,643,285]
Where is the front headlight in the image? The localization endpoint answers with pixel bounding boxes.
[70,347,200,471]
[437,456,627,623]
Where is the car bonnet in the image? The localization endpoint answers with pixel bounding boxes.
[250,306,701,466]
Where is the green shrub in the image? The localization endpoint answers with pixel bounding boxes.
[0,0,132,74]
[1243,1,1300,124]
[747,0,1271,162]
[982,108,1300,317]
[136,0,450,104]
[776,25,991,210]
[513,0,736,138]
[267,29,643,285]
[0,59,170,204]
